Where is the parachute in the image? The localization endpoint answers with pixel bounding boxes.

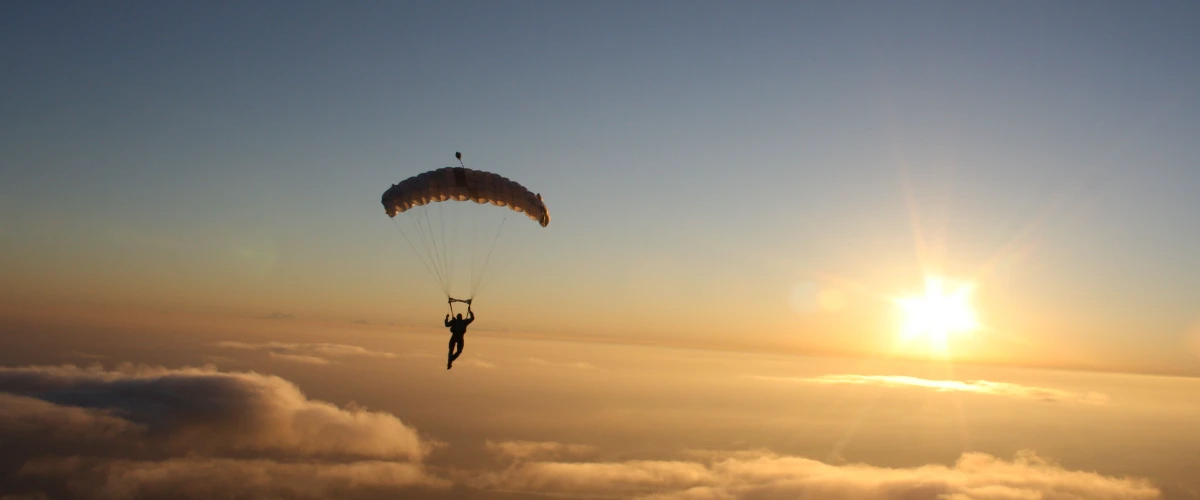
[382,167,550,227]
[382,153,549,312]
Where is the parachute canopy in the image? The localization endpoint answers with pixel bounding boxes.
[381,167,550,227]
[381,159,549,310]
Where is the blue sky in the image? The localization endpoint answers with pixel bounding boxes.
[3,1,1199,371]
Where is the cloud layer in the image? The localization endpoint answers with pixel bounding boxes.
[476,443,1159,500]
[216,341,397,365]
[0,365,1158,499]
[764,374,1110,404]
[0,364,445,499]
[485,440,597,462]
[527,357,597,370]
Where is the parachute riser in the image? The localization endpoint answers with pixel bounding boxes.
[448,296,472,316]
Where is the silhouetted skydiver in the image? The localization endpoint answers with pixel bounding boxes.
[445,306,474,370]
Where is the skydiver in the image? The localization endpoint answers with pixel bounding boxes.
[445,305,474,370]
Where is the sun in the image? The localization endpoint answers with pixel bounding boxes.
[894,276,980,353]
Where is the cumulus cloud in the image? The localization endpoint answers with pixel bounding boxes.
[18,458,438,500]
[762,374,1110,404]
[216,341,397,365]
[476,446,1159,500]
[0,364,446,499]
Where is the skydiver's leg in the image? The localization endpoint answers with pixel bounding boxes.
[447,337,457,369]
[448,337,464,366]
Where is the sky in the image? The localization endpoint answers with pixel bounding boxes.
[4,1,1200,372]
[2,2,1200,497]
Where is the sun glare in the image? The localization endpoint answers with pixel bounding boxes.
[894,276,979,353]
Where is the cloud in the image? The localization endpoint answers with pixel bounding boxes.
[216,341,397,365]
[401,352,437,359]
[270,353,331,365]
[461,358,496,369]
[485,440,597,462]
[18,457,439,500]
[264,312,296,320]
[476,447,1159,500]
[0,364,446,499]
[527,357,597,370]
[762,374,1110,404]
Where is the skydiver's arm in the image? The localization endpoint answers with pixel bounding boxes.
[466,311,474,324]
[444,316,452,327]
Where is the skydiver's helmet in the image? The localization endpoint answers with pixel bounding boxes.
[456,314,463,320]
